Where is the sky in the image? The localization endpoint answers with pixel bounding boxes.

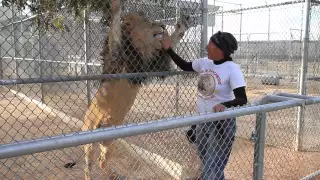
[1,0,319,42]
[168,0,318,42]
[204,0,316,41]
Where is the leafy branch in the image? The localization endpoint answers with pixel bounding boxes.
[1,0,171,32]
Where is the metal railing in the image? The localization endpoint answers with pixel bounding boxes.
[0,91,319,179]
[0,0,320,179]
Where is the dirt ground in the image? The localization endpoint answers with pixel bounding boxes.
[0,79,319,180]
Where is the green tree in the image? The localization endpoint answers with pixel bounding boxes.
[1,0,171,32]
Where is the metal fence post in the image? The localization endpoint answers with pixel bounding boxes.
[266,2,271,41]
[200,0,208,57]
[83,10,91,105]
[295,0,311,151]
[0,47,2,79]
[239,4,242,57]
[11,4,19,91]
[253,112,267,180]
[221,7,224,31]
[175,2,180,116]
[38,29,45,103]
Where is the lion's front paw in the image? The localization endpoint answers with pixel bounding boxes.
[181,14,190,28]
[111,0,121,12]
[176,14,191,30]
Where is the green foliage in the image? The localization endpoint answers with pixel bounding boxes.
[1,0,171,32]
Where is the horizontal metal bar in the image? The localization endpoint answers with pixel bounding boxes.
[0,15,37,29]
[2,57,102,66]
[251,94,301,106]
[0,97,320,160]
[306,76,320,81]
[213,0,305,14]
[312,0,320,4]
[300,170,320,180]
[0,70,305,85]
[264,95,302,102]
[0,71,317,86]
[276,92,318,99]
[0,71,197,85]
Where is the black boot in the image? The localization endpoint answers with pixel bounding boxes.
[186,125,197,143]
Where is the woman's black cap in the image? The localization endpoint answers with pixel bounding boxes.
[210,31,238,56]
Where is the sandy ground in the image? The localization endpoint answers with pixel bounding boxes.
[0,78,319,180]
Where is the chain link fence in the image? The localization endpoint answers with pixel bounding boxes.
[0,0,319,179]
[208,0,320,152]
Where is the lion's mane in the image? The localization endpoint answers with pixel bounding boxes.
[100,13,172,84]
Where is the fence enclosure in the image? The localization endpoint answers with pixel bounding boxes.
[0,0,320,179]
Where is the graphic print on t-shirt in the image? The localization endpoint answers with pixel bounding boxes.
[192,58,246,113]
[197,69,221,99]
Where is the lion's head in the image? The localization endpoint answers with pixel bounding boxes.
[124,12,166,57]
[121,12,171,73]
[102,12,172,84]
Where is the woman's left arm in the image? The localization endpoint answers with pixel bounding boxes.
[221,86,248,108]
[214,64,248,112]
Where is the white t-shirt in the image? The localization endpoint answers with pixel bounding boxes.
[192,57,246,113]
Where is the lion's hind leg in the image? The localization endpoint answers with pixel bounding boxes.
[84,142,97,180]
[98,140,114,169]
[96,117,117,171]
[97,80,140,178]
[82,98,107,180]
[98,139,119,179]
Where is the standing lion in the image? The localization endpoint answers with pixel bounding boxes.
[74,0,191,179]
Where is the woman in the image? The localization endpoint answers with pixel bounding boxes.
[162,31,248,180]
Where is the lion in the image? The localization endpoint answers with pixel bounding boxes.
[70,0,191,179]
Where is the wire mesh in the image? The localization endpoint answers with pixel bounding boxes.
[0,0,195,125]
[0,0,320,180]
[210,1,306,99]
[208,0,320,152]
[0,114,260,180]
[262,107,320,179]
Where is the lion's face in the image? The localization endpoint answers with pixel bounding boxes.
[123,13,166,60]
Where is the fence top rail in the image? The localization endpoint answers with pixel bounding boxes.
[1,71,320,85]
[312,0,320,4]
[1,56,102,66]
[0,95,319,160]
[213,0,305,14]
[0,71,197,85]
